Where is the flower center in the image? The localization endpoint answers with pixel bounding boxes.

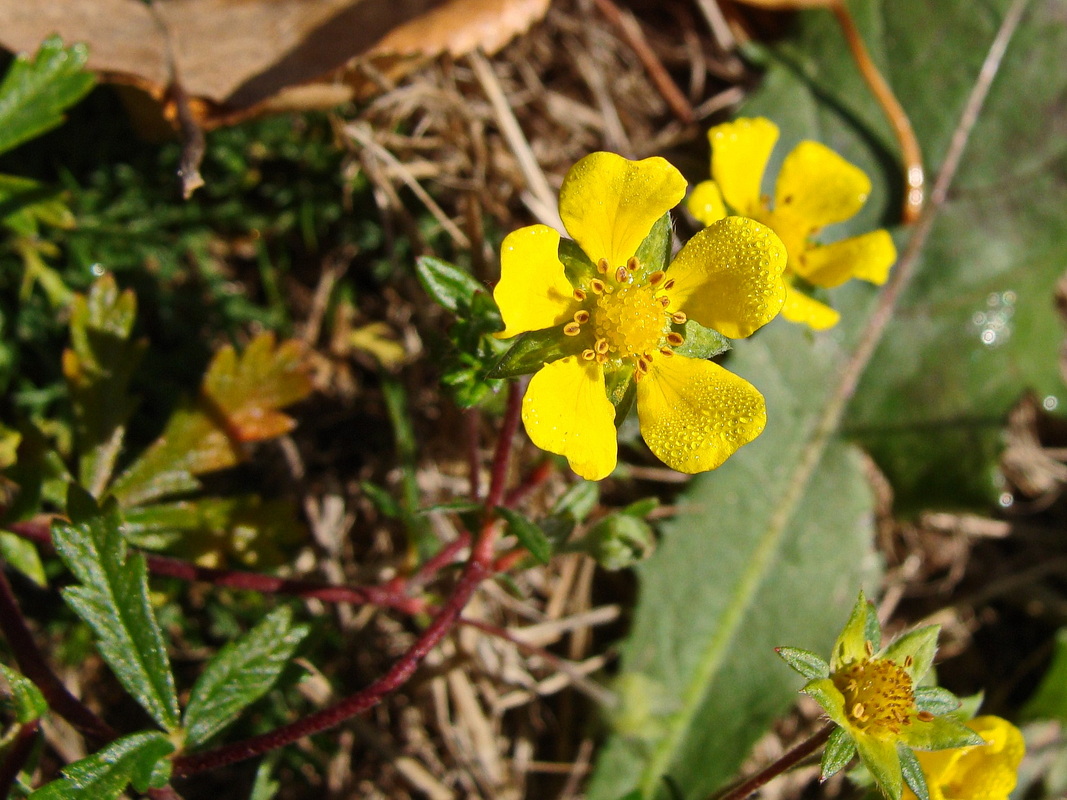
[594,282,667,359]
[561,258,686,380]
[832,658,916,739]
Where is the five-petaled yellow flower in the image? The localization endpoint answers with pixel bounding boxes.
[688,117,897,330]
[493,152,787,480]
[902,716,1025,800]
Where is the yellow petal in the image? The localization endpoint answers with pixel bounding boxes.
[686,180,727,226]
[665,216,786,340]
[637,355,765,474]
[780,284,840,330]
[522,357,617,481]
[774,140,871,229]
[708,117,779,216]
[907,716,1024,800]
[559,152,687,269]
[798,229,897,287]
[494,225,576,339]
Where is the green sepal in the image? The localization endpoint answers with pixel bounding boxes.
[898,746,930,800]
[801,677,849,730]
[775,646,830,680]
[415,256,488,316]
[621,497,659,518]
[672,319,731,360]
[913,686,963,716]
[487,325,589,378]
[497,508,552,564]
[832,591,879,670]
[881,625,940,683]
[559,237,598,286]
[901,714,985,751]
[820,726,856,780]
[605,362,636,422]
[633,213,673,278]
[854,734,902,800]
[0,663,48,723]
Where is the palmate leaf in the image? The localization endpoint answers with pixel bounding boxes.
[109,333,312,507]
[29,731,174,800]
[61,275,146,497]
[51,486,180,732]
[0,35,95,157]
[182,606,308,746]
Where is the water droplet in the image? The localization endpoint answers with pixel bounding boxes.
[998,492,1014,508]
[1044,395,1059,411]
[971,290,1015,348]
[90,263,105,276]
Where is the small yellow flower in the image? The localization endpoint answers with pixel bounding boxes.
[902,716,1025,800]
[493,152,787,480]
[688,117,897,330]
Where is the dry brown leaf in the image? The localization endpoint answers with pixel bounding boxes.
[0,0,550,129]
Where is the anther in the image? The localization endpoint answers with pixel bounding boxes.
[648,270,666,285]
[627,256,639,271]
[615,266,629,284]
[903,655,914,668]
[659,296,671,308]
[666,332,685,347]
[662,279,676,291]
[590,279,606,294]
[573,288,587,302]
[574,310,590,324]
[852,703,868,722]
[671,311,687,325]
[582,349,596,360]
[864,641,875,657]
[563,322,581,336]
[917,711,934,722]
[597,258,610,274]
[659,348,674,357]
[594,338,610,355]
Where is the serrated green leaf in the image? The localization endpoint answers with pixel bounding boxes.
[775,646,830,680]
[486,325,588,379]
[415,256,488,315]
[671,319,731,360]
[0,36,95,158]
[855,736,902,800]
[62,275,146,497]
[0,662,48,723]
[821,726,856,780]
[497,507,552,564]
[899,745,929,800]
[182,606,308,746]
[52,486,180,731]
[28,731,173,800]
[914,687,963,717]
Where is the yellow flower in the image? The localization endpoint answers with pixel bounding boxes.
[493,152,787,481]
[903,716,1025,800]
[688,117,897,330]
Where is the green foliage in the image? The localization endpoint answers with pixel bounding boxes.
[497,507,552,564]
[28,731,174,800]
[487,324,587,379]
[51,485,180,731]
[0,663,48,724]
[182,606,308,746]
[1023,628,1067,723]
[821,727,855,780]
[0,36,94,159]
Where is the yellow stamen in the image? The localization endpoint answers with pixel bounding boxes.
[574,310,590,324]
[597,258,610,274]
[590,279,607,294]
[615,266,629,283]
[563,322,581,336]
[671,311,687,325]
[665,332,684,347]
[648,270,665,285]
[573,288,587,302]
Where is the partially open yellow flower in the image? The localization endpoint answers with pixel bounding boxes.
[494,152,787,480]
[902,716,1025,800]
[688,117,897,330]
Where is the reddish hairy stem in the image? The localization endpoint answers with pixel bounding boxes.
[0,719,40,797]
[0,566,116,741]
[465,408,482,502]
[172,556,491,776]
[4,520,424,614]
[715,724,834,800]
[485,382,523,513]
[503,459,553,509]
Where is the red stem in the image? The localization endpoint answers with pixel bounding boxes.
[714,724,834,800]
[485,382,523,513]
[466,408,482,502]
[0,719,40,797]
[0,566,116,741]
